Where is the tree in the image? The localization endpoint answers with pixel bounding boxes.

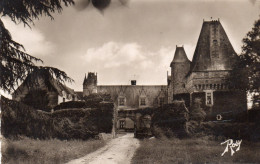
[0,0,75,93]
[241,18,260,93]
[0,0,128,93]
[228,17,260,104]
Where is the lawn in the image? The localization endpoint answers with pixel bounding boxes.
[1,137,106,164]
[132,137,260,164]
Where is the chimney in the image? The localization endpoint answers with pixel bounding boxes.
[131,80,136,85]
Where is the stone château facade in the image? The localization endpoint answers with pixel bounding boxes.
[12,19,248,130]
[81,20,247,130]
[168,20,247,115]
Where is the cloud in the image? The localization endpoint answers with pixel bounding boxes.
[2,18,55,57]
[82,42,181,85]
[84,42,146,68]
[82,41,195,71]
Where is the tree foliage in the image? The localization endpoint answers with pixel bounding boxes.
[241,18,260,92]
[228,17,260,96]
[0,0,129,93]
[190,98,206,123]
[0,0,74,26]
[0,0,75,93]
[0,19,42,92]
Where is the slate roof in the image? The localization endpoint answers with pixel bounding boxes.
[190,20,237,72]
[170,46,190,66]
[13,72,75,97]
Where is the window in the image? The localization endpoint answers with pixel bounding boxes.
[119,120,125,129]
[63,98,65,102]
[119,98,125,106]
[206,92,213,105]
[140,98,146,106]
[159,97,164,106]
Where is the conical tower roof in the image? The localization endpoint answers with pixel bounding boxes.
[190,20,237,71]
[83,73,87,85]
[170,46,190,67]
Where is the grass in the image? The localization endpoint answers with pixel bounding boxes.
[2,136,106,164]
[132,137,260,164]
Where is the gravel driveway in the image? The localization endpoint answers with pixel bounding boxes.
[66,133,140,164]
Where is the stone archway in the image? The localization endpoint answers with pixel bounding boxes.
[116,117,135,132]
[116,109,137,132]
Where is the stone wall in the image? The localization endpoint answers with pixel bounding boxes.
[171,62,190,94]
[190,90,247,120]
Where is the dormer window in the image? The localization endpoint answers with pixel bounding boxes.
[140,98,146,106]
[139,87,148,107]
[119,98,125,106]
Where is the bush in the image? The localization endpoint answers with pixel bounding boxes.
[1,96,114,140]
[190,98,206,123]
[152,100,189,138]
[54,101,86,110]
[186,121,258,141]
[1,96,54,139]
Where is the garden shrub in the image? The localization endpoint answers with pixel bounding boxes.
[1,96,114,140]
[152,100,189,138]
[189,98,206,123]
[54,101,86,110]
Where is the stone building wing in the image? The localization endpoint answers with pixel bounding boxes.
[12,73,76,109]
[97,85,167,110]
[190,20,237,72]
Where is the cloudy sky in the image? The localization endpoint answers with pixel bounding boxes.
[2,0,260,92]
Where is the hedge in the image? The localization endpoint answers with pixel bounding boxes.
[1,97,114,140]
[151,101,189,138]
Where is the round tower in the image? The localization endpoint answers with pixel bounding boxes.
[83,72,97,97]
[170,46,191,95]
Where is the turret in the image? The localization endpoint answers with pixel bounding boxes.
[170,46,190,95]
[83,72,97,97]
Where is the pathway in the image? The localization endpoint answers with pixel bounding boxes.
[66,133,140,164]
